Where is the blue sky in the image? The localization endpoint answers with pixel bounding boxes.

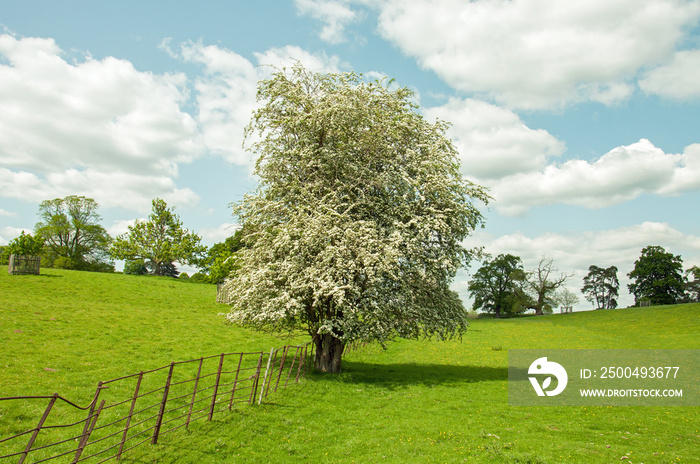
[1,0,699,309]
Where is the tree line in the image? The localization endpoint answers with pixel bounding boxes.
[0,195,242,283]
[468,246,700,318]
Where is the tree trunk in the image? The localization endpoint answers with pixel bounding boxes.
[313,333,344,373]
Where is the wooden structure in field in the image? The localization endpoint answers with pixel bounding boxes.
[8,254,41,275]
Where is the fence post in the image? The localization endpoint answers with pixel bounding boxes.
[249,352,263,405]
[258,348,275,405]
[285,347,301,387]
[274,345,290,392]
[263,348,279,400]
[152,363,175,445]
[72,400,105,464]
[305,342,315,376]
[296,344,307,382]
[229,353,244,410]
[186,358,204,430]
[78,382,102,447]
[208,354,225,421]
[117,372,143,460]
[17,394,58,464]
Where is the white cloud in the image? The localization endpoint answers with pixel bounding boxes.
[640,49,700,99]
[294,0,358,44]
[488,139,700,216]
[107,219,139,239]
[0,209,15,217]
[375,0,700,109]
[199,222,240,245]
[0,226,29,246]
[0,34,203,212]
[179,41,345,167]
[253,45,347,73]
[0,167,199,213]
[424,98,565,179]
[462,222,700,308]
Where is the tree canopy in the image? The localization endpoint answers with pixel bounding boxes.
[7,230,44,256]
[685,266,700,303]
[628,245,685,306]
[468,254,527,318]
[200,228,246,284]
[35,195,113,271]
[223,65,489,372]
[581,265,619,309]
[110,198,206,277]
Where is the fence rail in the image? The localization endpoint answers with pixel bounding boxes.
[0,343,312,463]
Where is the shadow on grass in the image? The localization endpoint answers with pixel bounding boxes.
[307,361,507,390]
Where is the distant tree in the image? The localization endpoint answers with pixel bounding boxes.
[468,254,527,318]
[556,288,580,312]
[223,65,489,373]
[110,199,206,277]
[683,265,700,303]
[35,195,113,271]
[7,231,44,256]
[151,261,180,278]
[202,228,246,284]
[524,256,572,315]
[581,265,619,309]
[123,259,148,275]
[188,272,208,283]
[627,246,685,306]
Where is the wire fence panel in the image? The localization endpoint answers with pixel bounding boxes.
[0,343,311,463]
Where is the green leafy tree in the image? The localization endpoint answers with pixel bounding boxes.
[7,231,44,256]
[685,266,700,302]
[123,259,148,275]
[35,195,113,271]
[110,198,206,277]
[223,65,489,373]
[468,254,527,318]
[627,246,685,306]
[581,265,619,309]
[202,229,246,284]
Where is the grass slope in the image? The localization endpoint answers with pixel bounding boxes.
[1,269,698,463]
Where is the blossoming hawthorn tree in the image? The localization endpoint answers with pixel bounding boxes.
[223,65,489,372]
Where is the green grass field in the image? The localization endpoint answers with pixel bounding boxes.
[1,269,698,463]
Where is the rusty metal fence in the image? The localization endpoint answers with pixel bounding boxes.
[7,255,40,275]
[0,343,312,463]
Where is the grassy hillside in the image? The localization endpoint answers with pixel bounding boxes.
[1,269,698,463]
[0,269,304,404]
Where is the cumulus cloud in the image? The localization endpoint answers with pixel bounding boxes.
[0,167,199,213]
[424,98,565,179]
[294,0,359,44]
[640,49,700,99]
[199,222,240,245]
[488,139,700,216]
[0,226,29,246]
[374,0,700,109]
[177,41,345,167]
[0,34,203,211]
